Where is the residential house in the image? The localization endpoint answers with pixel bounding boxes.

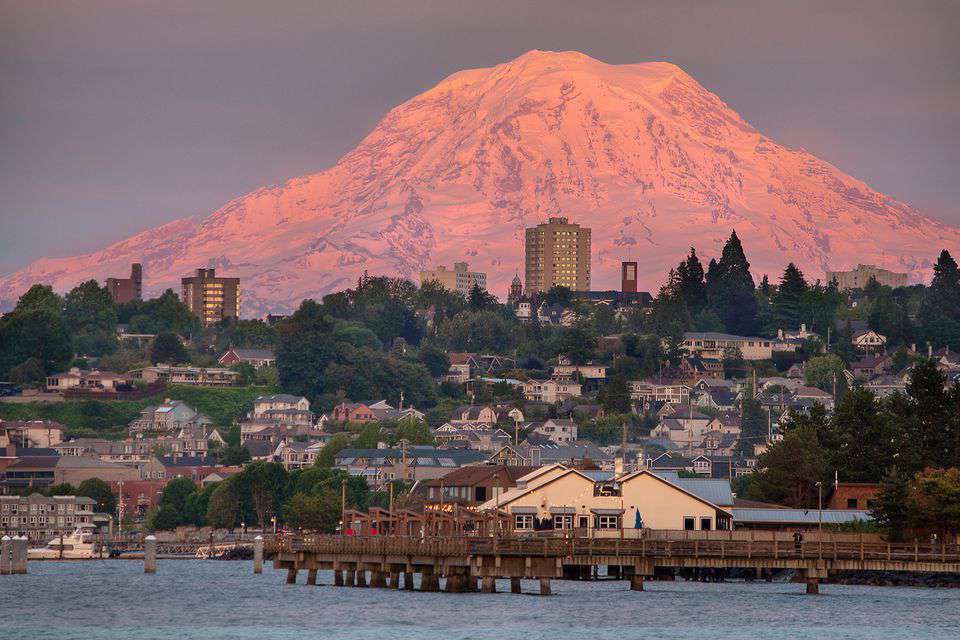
[333,447,487,489]
[682,332,774,361]
[368,400,425,423]
[680,356,725,382]
[218,347,276,368]
[629,381,690,406]
[792,386,835,410]
[0,421,64,448]
[522,379,582,404]
[487,444,614,469]
[526,419,578,445]
[692,388,737,412]
[251,394,311,417]
[852,330,887,354]
[552,359,607,381]
[129,400,212,435]
[330,402,377,424]
[45,368,132,394]
[130,365,240,387]
[851,354,891,379]
[53,456,139,485]
[274,440,325,470]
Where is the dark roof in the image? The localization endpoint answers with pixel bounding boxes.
[160,455,218,468]
[421,465,538,488]
[243,441,276,457]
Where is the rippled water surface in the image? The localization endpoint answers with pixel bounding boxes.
[3,561,960,639]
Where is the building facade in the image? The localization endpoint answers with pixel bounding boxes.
[524,217,591,293]
[826,264,909,291]
[180,268,241,326]
[419,262,487,294]
[105,263,143,304]
[0,494,97,543]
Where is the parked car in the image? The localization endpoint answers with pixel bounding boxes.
[0,383,23,397]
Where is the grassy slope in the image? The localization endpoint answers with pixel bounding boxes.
[0,385,275,439]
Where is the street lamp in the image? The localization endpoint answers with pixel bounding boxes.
[815,480,823,558]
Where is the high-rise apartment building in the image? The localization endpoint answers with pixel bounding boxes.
[825,264,908,291]
[524,217,591,293]
[419,262,487,294]
[105,263,143,304]
[180,268,240,326]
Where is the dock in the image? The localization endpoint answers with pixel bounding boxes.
[270,533,960,594]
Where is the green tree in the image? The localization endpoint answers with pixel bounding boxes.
[675,247,707,313]
[828,388,893,482]
[284,492,333,531]
[909,468,960,538]
[354,422,384,449]
[803,354,846,393]
[222,444,252,466]
[158,476,197,525]
[63,280,119,356]
[772,263,809,330]
[599,371,631,414]
[315,434,352,468]
[544,286,573,307]
[206,476,243,529]
[6,357,47,385]
[871,466,912,541]
[745,424,830,507]
[76,478,118,515]
[151,332,189,364]
[417,341,451,377]
[0,308,72,379]
[243,461,289,529]
[709,231,758,335]
[737,386,768,456]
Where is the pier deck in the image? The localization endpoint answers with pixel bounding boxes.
[269,534,960,594]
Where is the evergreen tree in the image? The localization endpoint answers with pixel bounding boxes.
[773,263,809,330]
[711,231,759,335]
[674,247,706,312]
[599,371,632,414]
[737,385,767,456]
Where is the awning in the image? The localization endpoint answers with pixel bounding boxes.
[549,507,576,515]
[511,506,538,514]
[590,508,625,515]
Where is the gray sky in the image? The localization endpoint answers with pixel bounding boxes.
[2,0,958,273]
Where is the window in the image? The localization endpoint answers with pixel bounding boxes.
[683,517,696,531]
[578,516,589,529]
[552,515,573,529]
[847,498,858,509]
[514,514,534,530]
[700,517,712,531]
[594,514,621,530]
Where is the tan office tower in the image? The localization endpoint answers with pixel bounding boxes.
[525,217,591,293]
[181,268,241,326]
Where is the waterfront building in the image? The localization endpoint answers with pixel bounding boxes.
[419,262,487,294]
[0,494,97,543]
[524,217,591,293]
[180,268,241,326]
[105,263,143,304]
[826,264,909,290]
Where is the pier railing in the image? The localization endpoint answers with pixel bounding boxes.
[271,534,960,564]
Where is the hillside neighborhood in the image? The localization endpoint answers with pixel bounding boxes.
[2,236,960,543]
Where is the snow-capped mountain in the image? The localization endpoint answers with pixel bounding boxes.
[3,50,958,314]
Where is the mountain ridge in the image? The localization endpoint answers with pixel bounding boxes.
[2,50,957,314]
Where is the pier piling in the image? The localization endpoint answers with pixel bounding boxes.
[253,535,263,574]
[404,572,414,590]
[306,568,317,585]
[334,570,344,586]
[510,577,522,594]
[389,571,400,589]
[286,567,297,584]
[482,576,497,593]
[1,536,10,575]
[144,535,157,574]
[355,570,367,587]
[539,577,552,596]
[344,570,355,587]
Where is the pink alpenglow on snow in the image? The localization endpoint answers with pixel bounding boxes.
[2,50,958,315]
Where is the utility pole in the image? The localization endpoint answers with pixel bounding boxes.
[341,479,346,535]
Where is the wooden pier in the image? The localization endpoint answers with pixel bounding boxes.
[269,533,960,594]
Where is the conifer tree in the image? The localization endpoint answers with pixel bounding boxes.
[773,263,809,330]
[711,231,759,335]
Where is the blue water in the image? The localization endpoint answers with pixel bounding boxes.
[3,561,960,639]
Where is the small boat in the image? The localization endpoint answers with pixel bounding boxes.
[28,526,102,560]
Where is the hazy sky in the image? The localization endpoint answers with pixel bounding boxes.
[2,0,958,273]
